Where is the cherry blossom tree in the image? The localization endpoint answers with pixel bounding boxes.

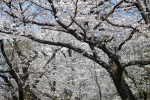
[0,0,150,100]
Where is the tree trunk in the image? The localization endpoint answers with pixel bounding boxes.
[111,71,137,100]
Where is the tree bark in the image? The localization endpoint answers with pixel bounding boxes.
[110,70,137,100]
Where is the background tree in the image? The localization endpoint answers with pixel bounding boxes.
[0,0,150,100]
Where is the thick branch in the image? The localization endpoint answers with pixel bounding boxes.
[123,61,150,68]
[89,44,98,58]
[23,35,109,70]
[0,70,12,73]
[26,20,55,27]
[88,40,122,70]
[41,27,68,33]
[47,0,57,18]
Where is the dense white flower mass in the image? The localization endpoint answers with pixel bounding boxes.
[0,0,150,100]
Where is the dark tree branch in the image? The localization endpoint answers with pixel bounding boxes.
[143,0,149,13]
[0,74,13,88]
[89,44,98,58]
[41,27,68,33]
[71,17,86,41]
[47,0,86,42]
[124,69,137,87]
[102,17,135,29]
[105,0,123,18]
[47,0,57,18]
[118,29,136,50]
[0,30,12,34]
[19,2,26,26]
[123,61,150,68]
[39,48,60,78]
[90,1,104,14]
[0,40,24,100]
[23,35,109,70]
[3,10,55,27]
[21,2,33,15]
[30,1,52,11]
[134,0,149,24]
[3,5,54,27]
[67,0,78,28]
[2,0,12,9]
[87,40,123,70]
[93,22,102,30]
[0,70,12,73]
[3,10,18,18]
[26,20,55,27]
[144,0,150,22]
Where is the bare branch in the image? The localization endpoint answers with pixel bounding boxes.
[123,61,150,68]
[30,1,52,11]
[0,30,13,34]
[0,74,13,88]
[0,70,12,73]
[71,17,86,41]
[3,10,55,27]
[124,69,138,87]
[118,29,136,50]
[90,1,104,14]
[93,22,102,30]
[102,17,135,29]
[124,0,149,24]
[21,2,33,14]
[41,27,68,33]
[123,0,138,4]
[42,48,60,70]
[67,0,78,28]
[3,10,18,18]
[47,0,57,18]
[105,0,123,18]
[26,20,55,27]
